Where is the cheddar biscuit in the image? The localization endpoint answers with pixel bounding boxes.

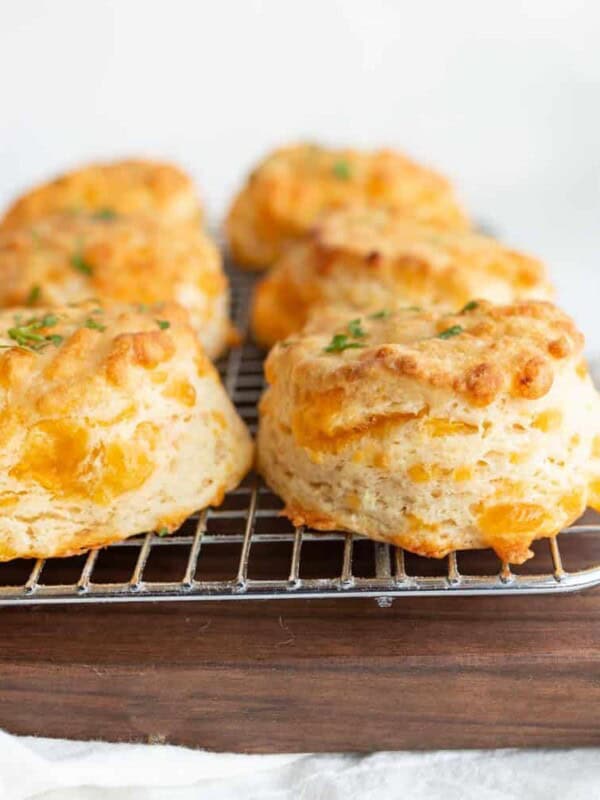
[251,206,554,347]
[257,300,597,564]
[226,143,469,269]
[0,212,231,358]
[585,360,600,510]
[1,159,201,230]
[0,302,253,562]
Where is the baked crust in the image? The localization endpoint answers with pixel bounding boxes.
[251,206,554,347]
[1,158,201,230]
[266,300,583,407]
[226,144,469,269]
[0,212,231,358]
[0,302,253,561]
[258,300,597,564]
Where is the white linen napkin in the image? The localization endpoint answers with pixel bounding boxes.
[3,731,600,800]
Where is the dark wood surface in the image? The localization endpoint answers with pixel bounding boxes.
[2,578,600,752]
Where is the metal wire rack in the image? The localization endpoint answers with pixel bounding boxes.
[1,268,600,606]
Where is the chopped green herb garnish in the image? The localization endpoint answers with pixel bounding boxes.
[347,318,366,338]
[6,313,62,352]
[156,319,170,330]
[8,328,45,346]
[156,527,169,537]
[71,246,93,276]
[332,160,352,180]
[460,300,479,313]
[437,325,464,340]
[84,317,106,332]
[368,309,391,320]
[93,207,117,221]
[26,285,41,306]
[323,316,370,352]
[324,333,367,353]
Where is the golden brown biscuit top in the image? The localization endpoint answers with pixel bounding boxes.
[0,301,211,417]
[265,300,584,408]
[0,301,219,510]
[308,206,552,298]
[1,159,201,230]
[240,143,469,231]
[0,212,225,309]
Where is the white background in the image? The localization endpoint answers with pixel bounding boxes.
[1,0,599,346]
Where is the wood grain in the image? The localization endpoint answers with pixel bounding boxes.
[2,586,600,751]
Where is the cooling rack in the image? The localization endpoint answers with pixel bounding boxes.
[1,268,600,606]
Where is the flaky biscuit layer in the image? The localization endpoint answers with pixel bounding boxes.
[0,302,252,561]
[258,300,598,563]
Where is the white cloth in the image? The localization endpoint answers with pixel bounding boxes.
[2,731,600,800]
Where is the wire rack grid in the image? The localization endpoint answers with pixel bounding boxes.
[1,267,600,606]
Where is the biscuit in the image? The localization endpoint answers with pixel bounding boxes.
[0,302,253,562]
[585,362,600,511]
[257,300,598,564]
[251,206,554,347]
[226,143,469,269]
[1,159,201,230]
[0,212,231,359]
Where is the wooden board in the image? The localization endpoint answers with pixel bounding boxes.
[2,580,600,752]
